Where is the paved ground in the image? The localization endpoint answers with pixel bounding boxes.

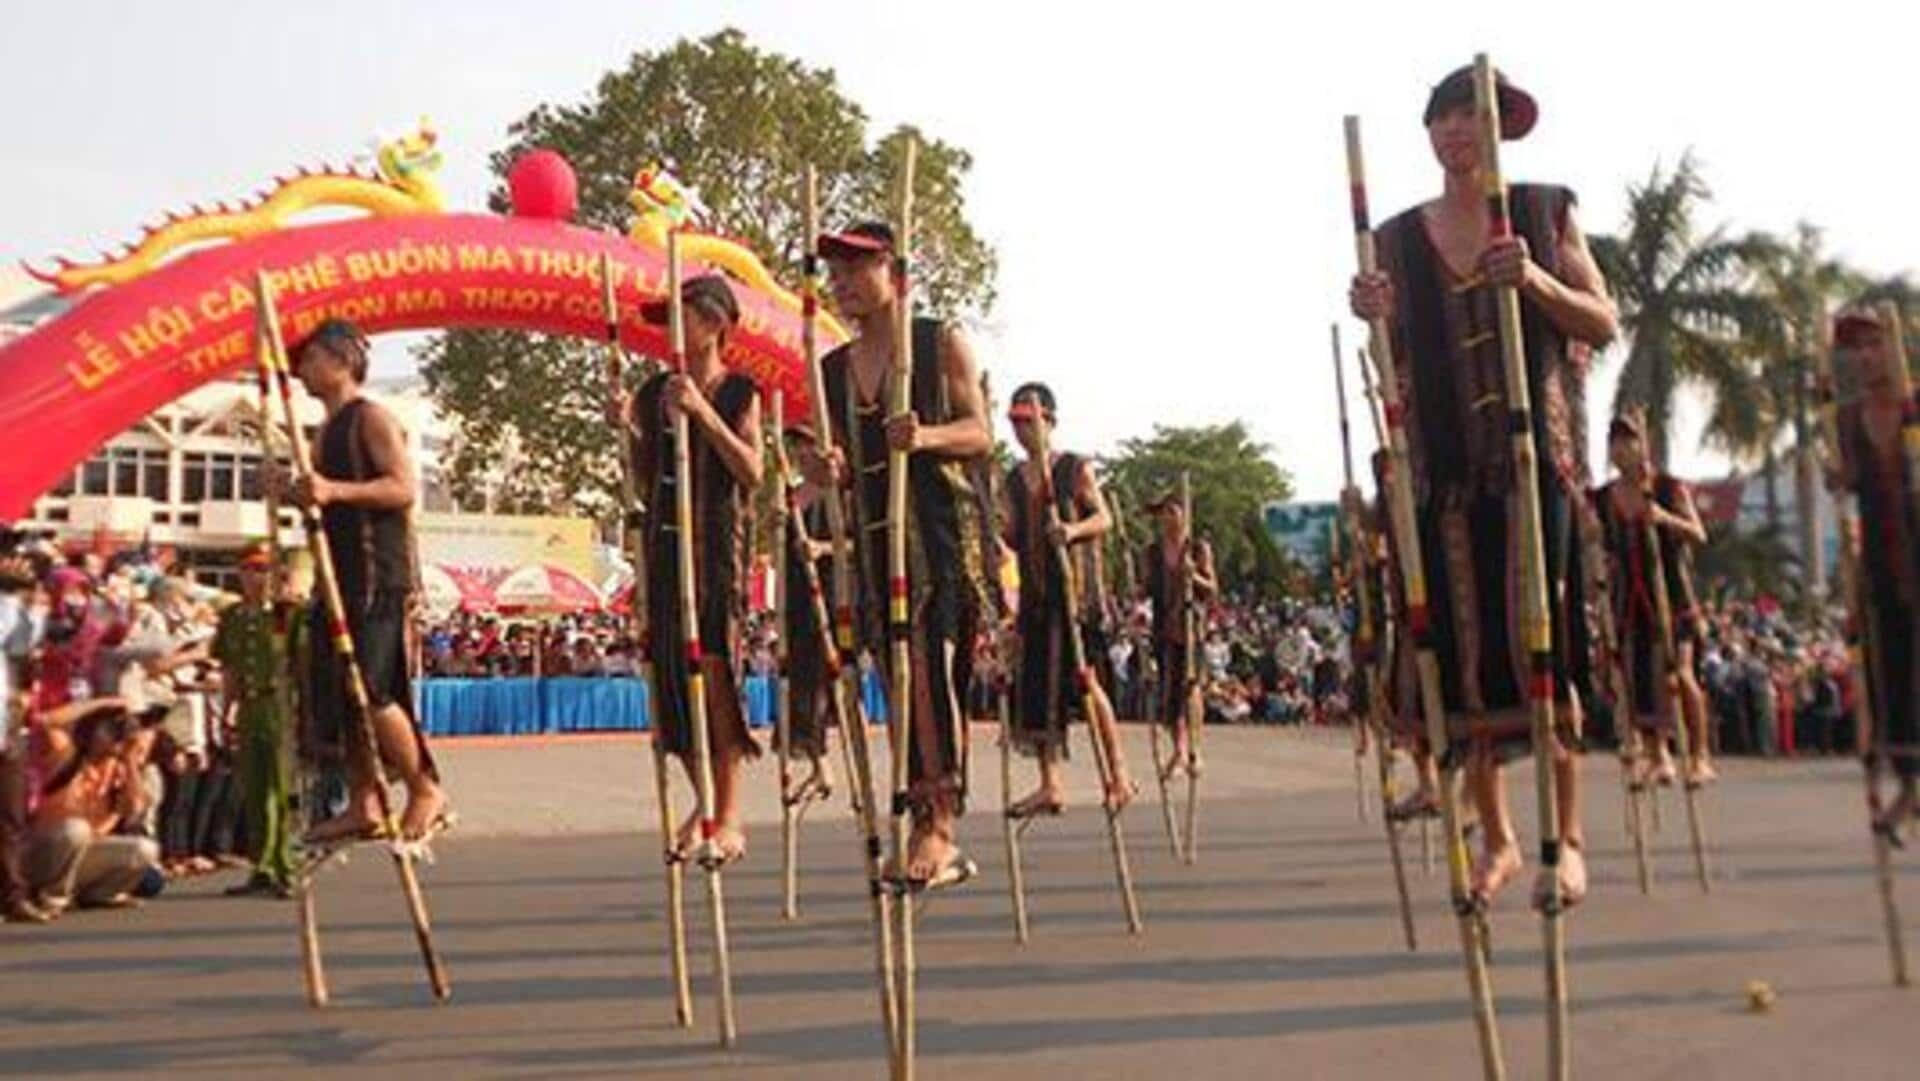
[2,724,1916,1080]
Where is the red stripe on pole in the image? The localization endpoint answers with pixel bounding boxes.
[684,639,703,665]
[1408,603,1429,636]
[1529,671,1555,701]
[889,576,908,603]
[1349,184,1371,233]
[1383,401,1405,427]
[700,818,717,840]
[1074,666,1093,693]
[328,619,348,639]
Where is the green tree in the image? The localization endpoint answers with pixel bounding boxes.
[419,28,999,517]
[1590,155,1770,468]
[1099,422,1295,596]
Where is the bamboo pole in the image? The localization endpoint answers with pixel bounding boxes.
[1637,472,1712,894]
[799,167,905,1065]
[664,233,738,1047]
[255,316,328,1008]
[771,390,802,921]
[977,378,1031,944]
[600,253,694,1028]
[1345,113,1506,1081]
[1030,412,1145,934]
[1180,471,1203,866]
[1580,506,1652,895]
[255,273,450,1005]
[1815,312,1909,986]
[885,141,921,1081]
[1333,325,1416,949]
[1473,56,1569,1079]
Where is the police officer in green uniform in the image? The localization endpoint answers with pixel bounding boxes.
[214,542,295,897]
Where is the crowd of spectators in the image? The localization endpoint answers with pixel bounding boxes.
[1,530,277,926]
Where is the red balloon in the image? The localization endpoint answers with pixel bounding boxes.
[507,150,578,221]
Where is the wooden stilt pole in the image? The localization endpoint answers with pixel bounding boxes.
[256,273,449,1005]
[1638,467,1712,895]
[1345,115,1506,1081]
[1472,56,1569,1079]
[1180,471,1203,866]
[797,167,904,1062]
[254,323,330,1008]
[1029,412,1144,934]
[1582,514,1653,895]
[772,390,802,922]
[601,253,694,1028]
[885,141,921,1081]
[1333,324,1415,949]
[1815,309,1909,986]
[663,234,738,1047]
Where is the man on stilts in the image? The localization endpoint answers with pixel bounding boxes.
[805,220,992,887]
[622,275,765,864]
[1143,492,1215,783]
[282,319,446,843]
[1830,307,1919,837]
[1591,415,1715,788]
[1002,382,1136,817]
[1349,65,1617,909]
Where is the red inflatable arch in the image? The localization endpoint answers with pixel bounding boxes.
[0,147,840,519]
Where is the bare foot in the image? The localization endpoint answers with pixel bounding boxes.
[1387,788,1441,822]
[1533,840,1588,912]
[1103,775,1139,814]
[1008,786,1066,819]
[670,810,700,860]
[905,822,955,882]
[399,782,448,841]
[1469,839,1524,904]
[303,807,380,844]
[1686,758,1719,787]
[703,822,747,867]
[1651,745,1678,786]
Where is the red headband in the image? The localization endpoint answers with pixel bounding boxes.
[1006,402,1052,423]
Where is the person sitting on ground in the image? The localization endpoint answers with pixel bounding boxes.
[24,699,162,915]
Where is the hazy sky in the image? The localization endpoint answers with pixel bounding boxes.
[4,2,1914,501]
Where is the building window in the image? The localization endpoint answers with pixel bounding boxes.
[182,453,209,503]
[144,453,169,502]
[81,456,109,496]
[112,448,139,497]
[240,458,262,501]
[210,457,236,501]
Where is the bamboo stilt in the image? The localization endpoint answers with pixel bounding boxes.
[1473,57,1569,1079]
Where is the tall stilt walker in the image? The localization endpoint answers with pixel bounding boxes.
[1346,53,1618,1075]
[1142,479,1215,866]
[1002,382,1143,933]
[1591,413,1713,891]
[797,166,905,1064]
[1823,303,1919,986]
[257,280,450,1006]
[805,143,994,1081]
[626,255,764,1047]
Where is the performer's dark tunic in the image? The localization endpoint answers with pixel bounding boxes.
[781,498,833,758]
[822,317,987,811]
[1006,452,1095,757]
[1840,399,1919,779]
[307,397,435,776]
[632,370,759,758]
[1374,184,1593,752]
[1143,537,1202,728]
[1592,475,1700,733]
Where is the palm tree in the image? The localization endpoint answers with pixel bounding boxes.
[1732,224,1860,611]
[1590,155,1771,469]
